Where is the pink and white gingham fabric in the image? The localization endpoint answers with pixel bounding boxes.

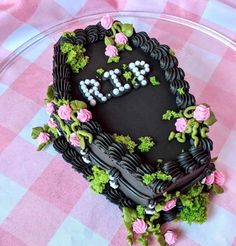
[0,1,236,245]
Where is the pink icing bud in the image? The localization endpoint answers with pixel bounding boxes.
[164,230,177,245]
[77,109,92,123]
[58,104,72,120]
[163,198,177,211]
[201,172,215,185]
[48,119,57,128]
[132,219,147,234]
[115,32,128,44]
[193,104,210,122]
[37,132,50,144]
[105,45,118,57]
[49,81,53,85]
[214,170,225,186]
[175,118,187,132]
[69,133,80,147]
[101,14,113,30]
[46,102,54,115]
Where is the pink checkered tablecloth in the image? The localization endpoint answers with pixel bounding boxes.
[0,1,236,245]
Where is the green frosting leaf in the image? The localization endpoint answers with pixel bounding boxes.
[107,56,120,64]
[204,111,217,126]
[149,76,160,86]
[112,133,137,153]
[46,85,55,101]
[121,23,134,37]
[138,136,155,153]
[123,71,133,81]
[31,127,44,139]
[70,100,87,111]
[96,68,105,76]
[169,49,175,56]
[116,43,125,51]
[125,44,133,51]
[37,142,50,151]
[212,184,224,194]
[48,127,59,138]
[88,166,109,193]
[176,87,185,95]
[104,36,113,46]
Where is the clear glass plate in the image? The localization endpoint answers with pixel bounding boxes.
[1,11,235,245]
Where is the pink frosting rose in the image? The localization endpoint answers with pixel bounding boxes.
[37,132,50,144]
[193,104,210,122]
[132,219,147,234]
[175,118,187,133]
[163,198,177,212]
[46,102,54,115]
[201,172,215,185]
[214,170,225,186]
[69,133,80,147]
[77,109,92,123]
[58,104,72,120]
[164,230,177,245]
[105,45,118,57]
[101,14,113,30]
[115,32,128,44]
[48,119,57,128]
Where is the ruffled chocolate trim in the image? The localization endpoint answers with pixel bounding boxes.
[85,25,100,44]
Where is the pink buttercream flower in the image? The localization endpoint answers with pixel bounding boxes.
[164,230,177,245]
[201,172,215,185]
[214,170,225,186]
[77,109,92,123]
[69,133,80,147]
[193,104,210,122]
[105,45,118,57]
[175,118,187,133]
[58,104,72,120]
[132,219,147,234]
[37,132,50,144]
[48,119,57,128]
[46,102,55,115]
[49,81,53,85]
[101,14,113,30]
[115,32,128,44]
[163,198,177,212]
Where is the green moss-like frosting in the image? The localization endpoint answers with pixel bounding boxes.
[179,184,209,224]
[60,42,89,73]
[88,165,109,194]
[112,133,137,153]
[138,136,155,152]
[143,171,172,185]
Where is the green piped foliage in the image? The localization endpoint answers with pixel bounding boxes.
[179,184,209,224]
[149,76,160,86]
[88,166,109,194]
[143,171,172,185]
[162,110,183,120]
[138,136,155,152]
[60,42,89,73]
[112,134,137,153]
